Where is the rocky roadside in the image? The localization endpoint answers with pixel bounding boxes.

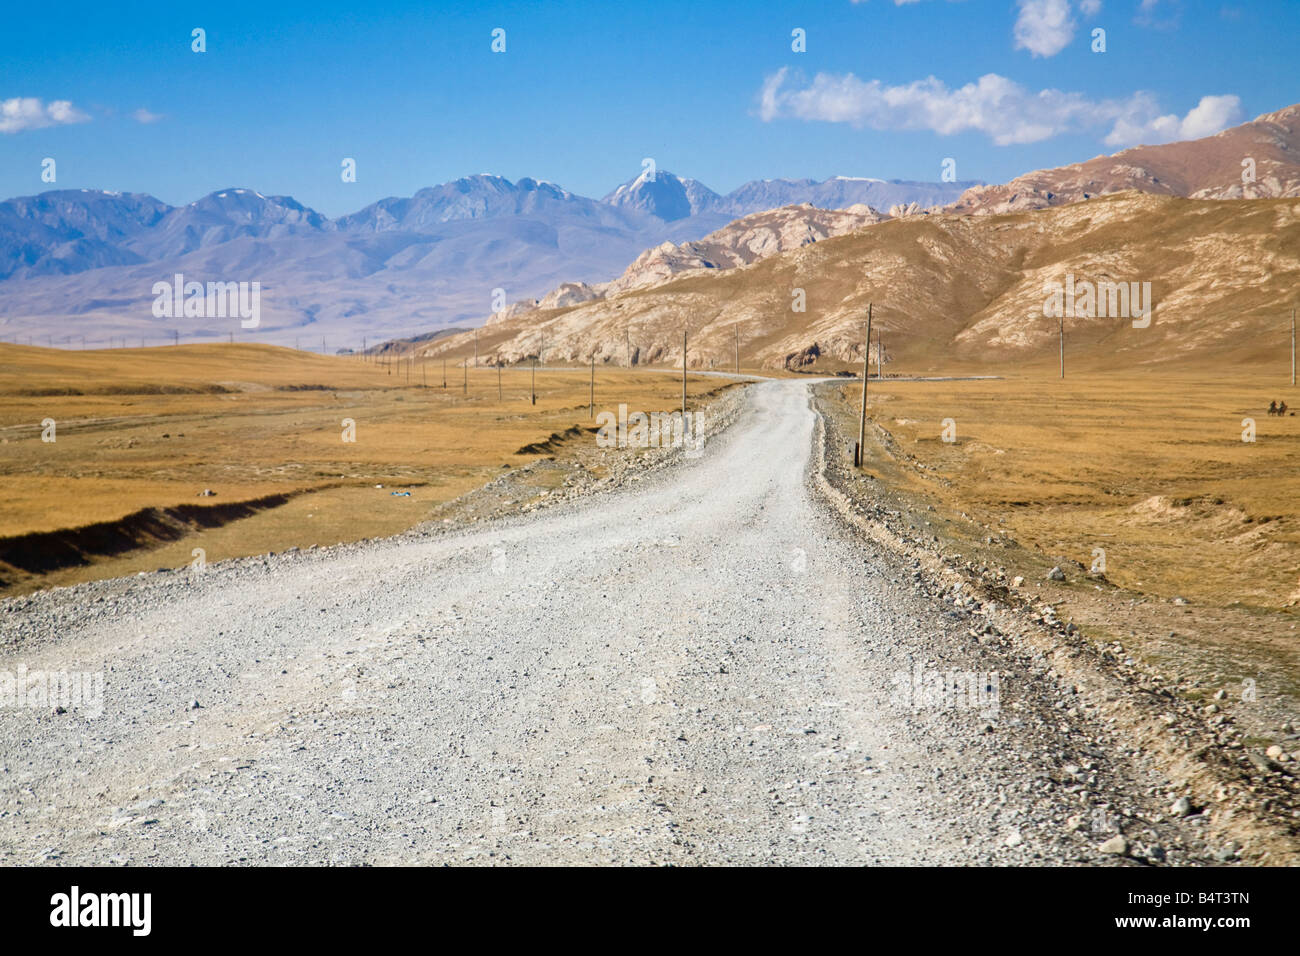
[810,381,1300,865]
[0,383,753,660]
[413,381,752,534]
[4,377,1288,866]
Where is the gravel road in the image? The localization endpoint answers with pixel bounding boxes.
[0,379,1209,865]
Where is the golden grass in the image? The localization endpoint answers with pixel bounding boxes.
[0,343,728,592]
[830,363,1300,612]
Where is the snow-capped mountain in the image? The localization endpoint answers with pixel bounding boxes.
[336,175,631,231]
[0,170,979,346]
[125,188,334,260]
[0,189,170,280]
[601,170,977,223]
[602,170,723,222]
[712,177,978,217]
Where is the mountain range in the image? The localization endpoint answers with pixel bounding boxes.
[5,102,1299,356]
[422,191,1300,372]
[412,104,1300,372]
[0,172,977,348]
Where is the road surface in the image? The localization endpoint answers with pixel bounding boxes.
[0,379,1176,865]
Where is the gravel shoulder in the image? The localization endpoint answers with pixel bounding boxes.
[0,379,1242,865]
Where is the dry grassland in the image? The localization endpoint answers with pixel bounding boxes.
[0,343,730,594]
[823,362,1300,721]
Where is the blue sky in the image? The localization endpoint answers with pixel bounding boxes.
[2,0,1297,217]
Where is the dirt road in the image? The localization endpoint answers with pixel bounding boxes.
[0,380,1210,864]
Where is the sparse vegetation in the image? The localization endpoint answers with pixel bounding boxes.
[0,342,730,594]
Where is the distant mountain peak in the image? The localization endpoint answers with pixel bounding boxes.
[602,170,722,222]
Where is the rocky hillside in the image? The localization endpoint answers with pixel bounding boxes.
[422,192,1300,372]
[948,105,1300,216]
[484,202,887,327]
[0,172,959,347]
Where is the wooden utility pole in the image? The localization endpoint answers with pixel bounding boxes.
[682,330,687,420]
[463,359,467,396]
[498,363,502,400]
[422,362,427,388]
[877,331,883,379]
[856,304,872,468]
[589,356,595,417]
[531,359,536,405]
[442,358,446,388]
[1059,316,1065,379]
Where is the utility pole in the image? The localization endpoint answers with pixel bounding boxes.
[498,363,502,401]
[681,330,687,420]
[474,331,478,368]
[1059,316,1065,380]
[442,358,446,388]
[877,330,883,379]
[531,358,536,405]
[1292,309,1296,387]
[857,304,872,468]
[173,330,179,347]
[463,359,467,396]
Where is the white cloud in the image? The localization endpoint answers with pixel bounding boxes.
[1014,0,1076,57]
[1103,93,1241,146]
[132,108,164,124]
[1136,0,1182,27]
[758,68,1242,148]
[0,97,90,133]
[1079,0,1102,14]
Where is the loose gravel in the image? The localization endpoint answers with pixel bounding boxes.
[0,379,1221,865]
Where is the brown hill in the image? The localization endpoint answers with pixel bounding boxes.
[482,202,886,326]
[422,192,1300,372]
[948,105,1300,216]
